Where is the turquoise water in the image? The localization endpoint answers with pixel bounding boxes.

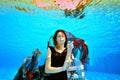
[0,0,120,79]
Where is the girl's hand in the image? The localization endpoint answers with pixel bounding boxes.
[62,60,71,71]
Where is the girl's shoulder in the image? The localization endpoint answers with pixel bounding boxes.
[48,46,55,52]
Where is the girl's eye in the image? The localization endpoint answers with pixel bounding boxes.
[58,35,64,38]
[57,35,61,37]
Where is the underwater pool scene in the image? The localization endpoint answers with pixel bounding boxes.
[0,0,120,80]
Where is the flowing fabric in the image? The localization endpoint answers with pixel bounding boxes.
[66,31,89,65]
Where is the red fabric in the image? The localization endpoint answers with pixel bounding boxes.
[26,71,33,80]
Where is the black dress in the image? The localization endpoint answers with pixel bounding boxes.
[44,46,67,80]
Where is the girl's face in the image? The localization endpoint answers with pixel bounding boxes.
[56,32,66,45]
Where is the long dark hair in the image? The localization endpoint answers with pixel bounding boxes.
[53,29,67,47]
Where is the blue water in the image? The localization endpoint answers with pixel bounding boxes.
[0,1,120,80]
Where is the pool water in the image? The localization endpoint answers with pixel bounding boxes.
[0,0,120,80]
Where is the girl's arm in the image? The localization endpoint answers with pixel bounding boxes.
[65,41,74,61]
